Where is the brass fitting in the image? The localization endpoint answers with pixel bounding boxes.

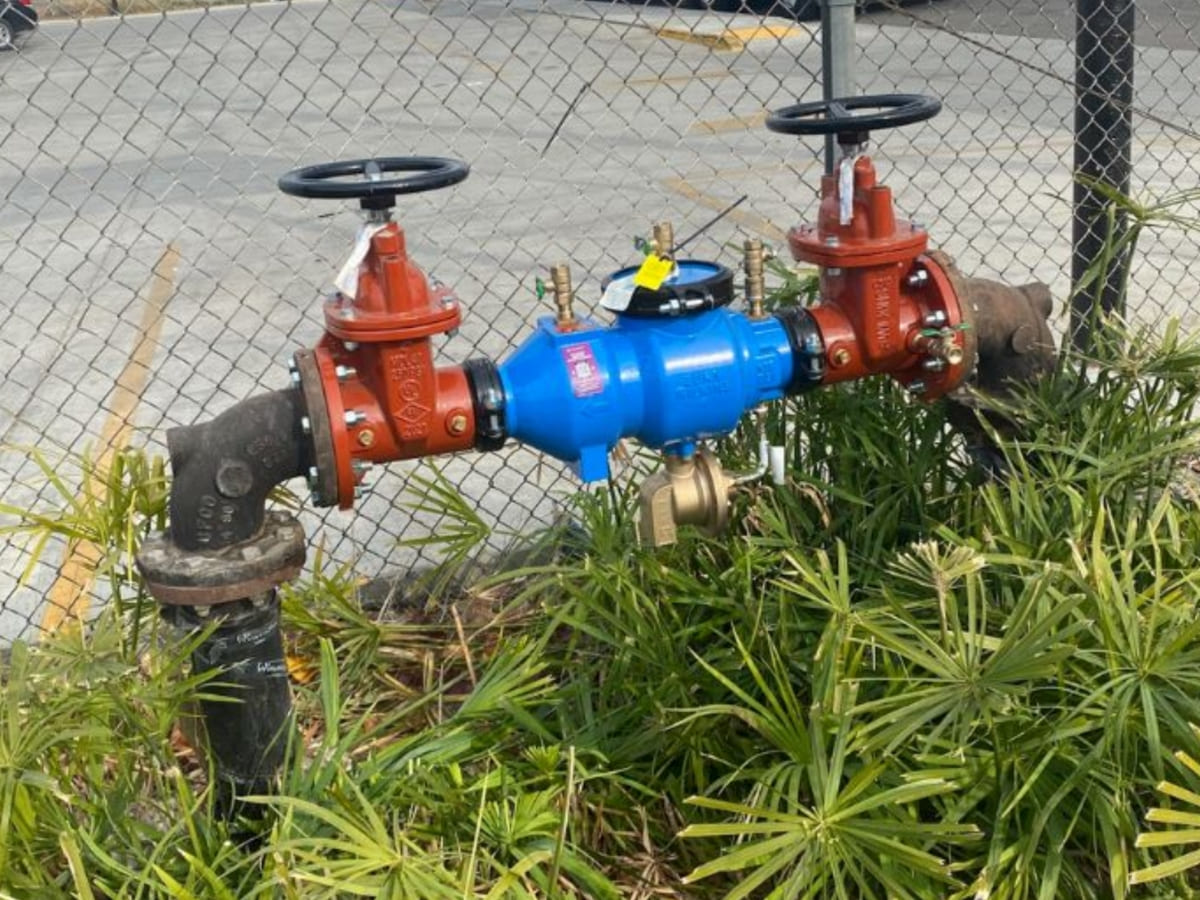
[744,237,766,319]
[550,263,575,328]
[935,333,965,367]
[652,221,675,260]
[637,449,733,548]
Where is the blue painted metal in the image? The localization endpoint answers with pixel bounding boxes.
[498,307,796,482]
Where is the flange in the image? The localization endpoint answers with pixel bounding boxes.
[137,511,306,606]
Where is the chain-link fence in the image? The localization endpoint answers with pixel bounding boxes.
[2,0,1197,644]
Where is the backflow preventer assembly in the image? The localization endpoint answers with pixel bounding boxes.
[135,95,1056,801]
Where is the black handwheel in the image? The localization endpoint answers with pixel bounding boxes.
[277,156,469,209]
[766,94,941,145]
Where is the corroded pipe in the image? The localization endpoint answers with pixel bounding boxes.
[931,251,1057,472]
[137,388,311,814]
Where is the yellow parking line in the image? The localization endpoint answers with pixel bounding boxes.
[656,23,806,51]
[41,244,179,634]
[725,24,807,42]
[662,177,787,243]
[689,111,768,135]
[624,68,733,87]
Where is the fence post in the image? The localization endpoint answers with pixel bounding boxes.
[821,0,856,174]
[1071,0,1135,350]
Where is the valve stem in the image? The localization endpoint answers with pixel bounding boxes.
[652,221,675,260]
[744,238,766,319]
[550,263,576,329]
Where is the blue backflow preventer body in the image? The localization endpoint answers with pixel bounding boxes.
[497,294,798,482]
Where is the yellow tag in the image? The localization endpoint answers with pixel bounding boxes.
[633,254,675,290]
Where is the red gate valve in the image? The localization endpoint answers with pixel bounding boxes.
[767,95,976,400]
[279,158,484,509]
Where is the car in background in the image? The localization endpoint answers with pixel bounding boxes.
[0,0,37,51]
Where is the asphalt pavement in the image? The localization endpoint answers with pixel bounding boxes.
[0,0,1197,641]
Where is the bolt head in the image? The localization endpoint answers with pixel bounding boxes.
[448,413,469,436]
[357,429,376,448]
[335,365,357,381]
[907,269,930,288]
[343,341,359,352]
[301,416,311,435]
[824,235,840,247]
[923,310,948,327]
[830,347,851,367]
[908,380,927,395]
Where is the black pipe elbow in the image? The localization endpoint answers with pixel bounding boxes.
[143,387,310,816]
[166,389,310,552]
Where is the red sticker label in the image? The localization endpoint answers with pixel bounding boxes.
[562,343,604,398]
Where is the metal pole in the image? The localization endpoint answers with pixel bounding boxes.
[821,0,856,174]
[1071,0,1135,351]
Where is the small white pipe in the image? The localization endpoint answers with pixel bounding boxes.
[732,437,770,486]
[769,445,787,486]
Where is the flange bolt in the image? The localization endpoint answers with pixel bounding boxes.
[923,309,948,327]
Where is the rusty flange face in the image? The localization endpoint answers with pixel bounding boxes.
[294,348,339,507]
[137,511,306,606]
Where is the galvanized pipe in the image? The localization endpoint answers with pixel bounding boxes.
[821,0,857,173]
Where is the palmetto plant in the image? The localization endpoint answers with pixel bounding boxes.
[1131,726,1200,889]
[6,201,1200,895]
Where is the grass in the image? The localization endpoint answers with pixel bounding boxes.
[5,189,1200,895]
[5,317,1200,897]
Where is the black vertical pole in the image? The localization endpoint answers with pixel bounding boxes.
[1071,0,1135,351]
